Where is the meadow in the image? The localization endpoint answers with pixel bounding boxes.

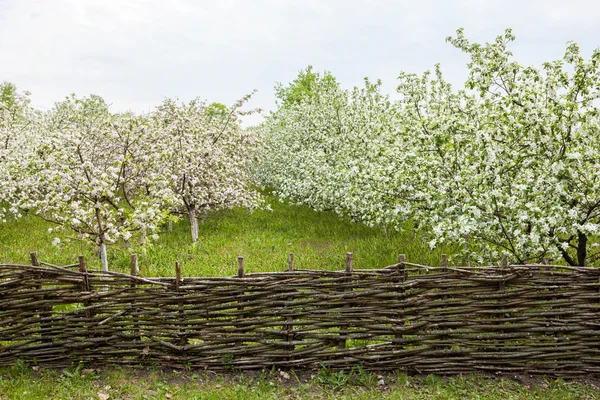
[2,360,600,399]
[2,195,599,399]
[0,193,455,277]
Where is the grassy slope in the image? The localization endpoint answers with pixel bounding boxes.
[1,365,598,400]
[0,194,456,277]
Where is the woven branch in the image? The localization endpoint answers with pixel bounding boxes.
[1,260,599,376]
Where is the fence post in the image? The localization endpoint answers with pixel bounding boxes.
[175,260,181,291]
[30,252,39,268]
[238,256,244,278]
[175,260,187,346]
[498,254,508,339]
[78,255,94,340]
[394,254,406,347]
[236,257,245,352]
[338,252,352,349]
[130,254,138,279]
[437,254,450,352]
[79,255,90,293]
[131,253,139,276]
[542,257,560,340]
[130,254,140,342]
[31,252,51,344]
[286,254,295,353]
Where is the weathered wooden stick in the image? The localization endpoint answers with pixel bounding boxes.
[339,252,353,349]
[32,252,52,344]
[286,253,295,354]
[238,256,245,278]
[395,254,406,347]
[129,254,140,341]
[175,260,187,345]
[175,260,182,291]
[236,256,245,349]
[78,255,93,339]
[498,254,507,339]
[79,255,90,292]
[345,252,353,273]
[30,252,39,267]
[437,254,449,351]
[130,253,138,276]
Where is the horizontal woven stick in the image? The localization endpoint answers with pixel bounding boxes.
[2,256,600,376]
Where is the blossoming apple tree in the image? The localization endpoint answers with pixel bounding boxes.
[21,95,174,271]
[263,30,600,266]
[0,82,37,223]
[152,94,264,243]
[394,29,600,265]
[262,68,404,229]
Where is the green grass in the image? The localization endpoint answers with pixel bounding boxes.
[7,195,589,398]
[1,364,599,400]
[0,194,456,277]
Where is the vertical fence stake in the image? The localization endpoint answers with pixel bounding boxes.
[131,253,139,276]
[31,252,51,344]
[498,254,507,339]
[437,254,450,352]
[542,257,561,341]
[285,253,295,357]
[175,260,181,291]
[238,256,245,278]
[130,254,138,277]
[345,252,353,273]
[175,260,187,346]
[78,255,93,339]
[236,257,246,353]
[30,252,39,267]
[339,252,353,349]
[398,254,406,270]
[79,255,90,292]
[395,254,406,347]
[130,254,140,341]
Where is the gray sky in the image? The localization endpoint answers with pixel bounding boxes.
[1,0,599,125]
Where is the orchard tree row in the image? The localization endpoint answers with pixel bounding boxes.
[0,87,263,271]
[259,29,600,266]
[3,28,600,268]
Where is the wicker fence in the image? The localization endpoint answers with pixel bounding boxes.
[1,252,600,376]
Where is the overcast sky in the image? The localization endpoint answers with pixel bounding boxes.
[1,0,599,125]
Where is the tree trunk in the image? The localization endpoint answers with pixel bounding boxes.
[189,207,198,243]
[168,221,173,232]
[577,230,587,266]
[100,241,108,272]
